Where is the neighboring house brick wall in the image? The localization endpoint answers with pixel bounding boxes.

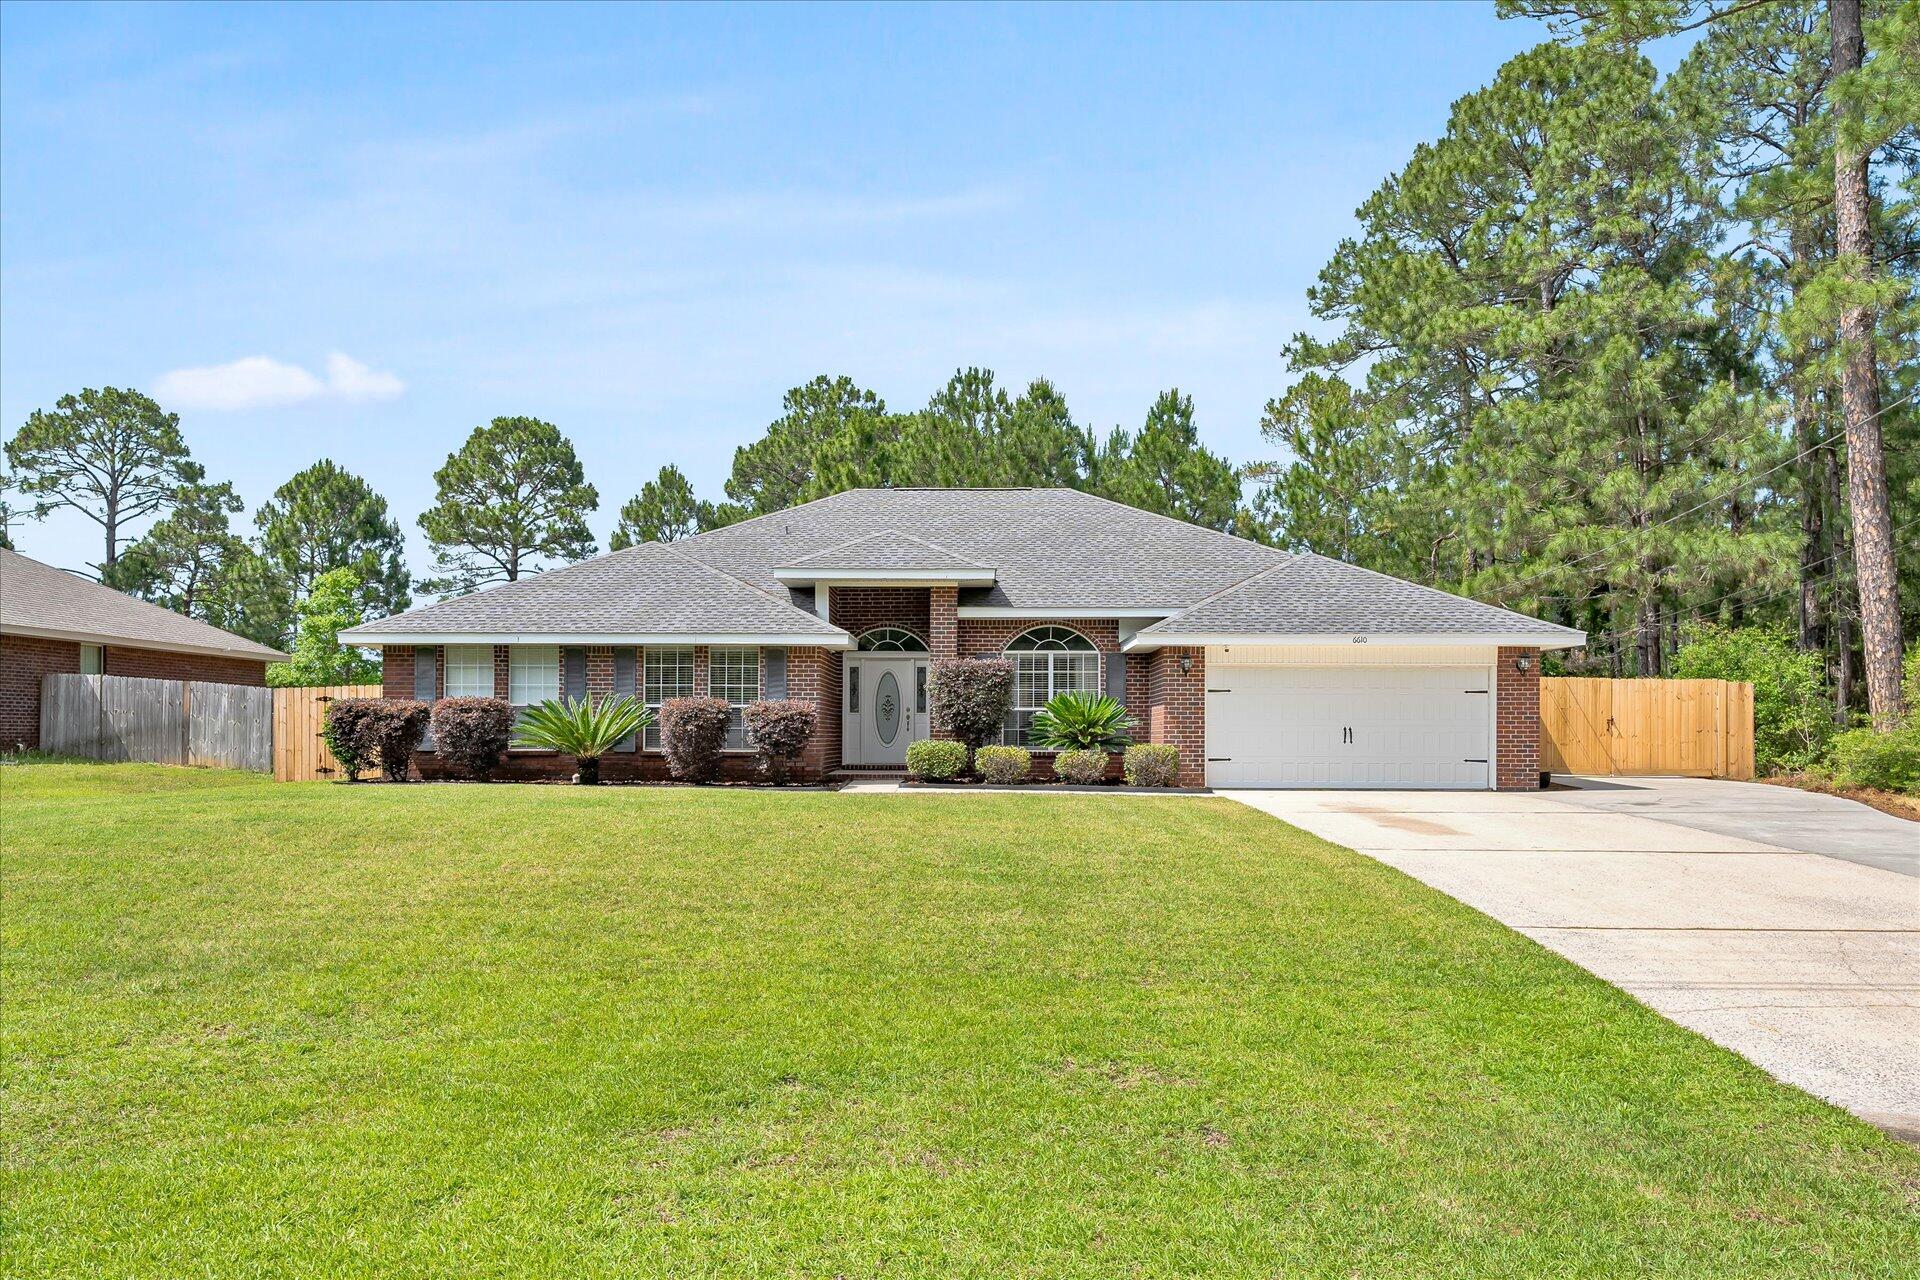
[830,588,933,648]
[1496,646,1542,791]
[1,634,78,749]
[1146,646,1206,787]
[102,646,269,686]
[382,646,414,699]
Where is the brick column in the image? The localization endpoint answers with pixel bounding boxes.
[493,646,510,701]
[787,646,840,780]
[929,586,958,658]
[383,646,414,698]
[1496,646,1541,790]
[692,646,710,696]
[587,646,614,702]
[1147,646,1206,787]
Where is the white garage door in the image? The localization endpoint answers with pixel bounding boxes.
[1206,665,1491,789]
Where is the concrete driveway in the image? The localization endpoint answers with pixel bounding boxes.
[1229,782,1920,1141]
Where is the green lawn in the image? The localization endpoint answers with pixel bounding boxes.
[4,766,1915,1278]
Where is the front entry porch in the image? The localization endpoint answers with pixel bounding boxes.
[840,652,930,767]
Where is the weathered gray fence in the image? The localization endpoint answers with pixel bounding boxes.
[40,673,273,772]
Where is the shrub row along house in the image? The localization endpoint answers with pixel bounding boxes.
[338,488,1584,788]
[0,547,285,750]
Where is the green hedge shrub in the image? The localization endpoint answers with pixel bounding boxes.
[1052,748,1108,785]
[357,699,430,781]
[1123,743,1180,787]
[321,699,378,782]
[1828,727,1920,794]
[431,698,513,781]
[1670,624,1832,773]
[660,697,732,783]
[975,745,1031,784]
[744,699,817,783]
[906,739,967,781]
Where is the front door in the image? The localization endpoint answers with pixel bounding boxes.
[842,655,929,766]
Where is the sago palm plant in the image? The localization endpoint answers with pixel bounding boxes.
[1028,691,1134,752]
[512,695,653,784]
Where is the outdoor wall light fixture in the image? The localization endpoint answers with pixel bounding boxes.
[1514,655,1534,672]
[1179,655,1195,674]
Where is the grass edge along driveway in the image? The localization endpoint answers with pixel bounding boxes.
[4,764,1917,1278]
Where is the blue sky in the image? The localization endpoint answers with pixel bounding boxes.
[3,1,1562,576]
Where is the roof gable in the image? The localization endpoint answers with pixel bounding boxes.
[779,529,992,572]
[0,548,287,660]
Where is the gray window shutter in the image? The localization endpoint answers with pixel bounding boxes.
[413,646,437,750]
[1104,652,1126,703]
[613,648,638,752]
[563,647,587,701]
[764,647,787,700]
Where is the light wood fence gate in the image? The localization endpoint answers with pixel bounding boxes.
[40,674,273,771]
[273,684,382,781]
[1540,677,1754,780]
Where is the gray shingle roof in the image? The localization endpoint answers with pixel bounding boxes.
[778,529,992,572]
[339,541,844,640]
[1135,553,1585,642]
[680,488,1286,610]
[0,548,287,660]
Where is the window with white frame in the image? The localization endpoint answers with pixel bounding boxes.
[1004,626,1100,745]
[856,627,926,652]
[643,646,695,749]
[710,647,759,749]
[508,645,559,709]
[445,645,494,698]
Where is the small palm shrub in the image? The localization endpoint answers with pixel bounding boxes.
[1052,748,1109,785]
[906,738,968,781]
[431,698,513,781]
[975,745,1031,784]
[321,699,377,782]
[744,699,817,783]
[928,659,1014,756]
[660,696,732,783]
[1029,692,1133,752]
[513,696,652,784]
[1828,727,1920,794]
[1123,743,1179,787]
[360,699,430,781]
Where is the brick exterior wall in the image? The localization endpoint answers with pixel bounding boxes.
[829,588,933,648]
[928,587,957,658]
[1146,646,1207,787]
[1496,646,1542,791]
[2,633,269,750]
[954,616,1129,778]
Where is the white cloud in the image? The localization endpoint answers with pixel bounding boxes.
[153,352,404,411]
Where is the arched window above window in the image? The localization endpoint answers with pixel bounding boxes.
[1003,627,1100,744]
[857,626,928,652]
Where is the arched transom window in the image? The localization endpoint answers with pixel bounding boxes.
[1004,626,1100,744]
[857,627,927,652]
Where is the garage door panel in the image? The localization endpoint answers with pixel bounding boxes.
[1206,665,1490,790]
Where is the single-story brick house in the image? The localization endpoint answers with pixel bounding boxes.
[341,488,1583,788]
[0,547,287,750]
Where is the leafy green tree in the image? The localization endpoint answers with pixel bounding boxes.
[1671,624,1836,771]
[1093,389,1240,531]
[417,417,598,596]
[266,567,382,688]
[103,481,246,617]
[610,464,740,548]
[255,460,410,616]
[726,376,895,513]
[5,387,200,571]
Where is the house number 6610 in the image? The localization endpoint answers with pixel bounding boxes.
[1351,635,1369,644]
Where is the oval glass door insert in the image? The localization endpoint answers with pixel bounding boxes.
[875,671,900,745]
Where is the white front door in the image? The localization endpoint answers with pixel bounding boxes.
[842,655,929,766]
[1205,665,1493,789]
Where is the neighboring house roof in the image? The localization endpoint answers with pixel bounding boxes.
[0,547,287,661]
[1129,553,1586,649]
[338,541,848,646]
[679,488,1286,611]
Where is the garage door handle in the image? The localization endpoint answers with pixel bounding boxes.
[1207,757,1231,762]
[1463,758,1487,764]
[1207,688,1231,693]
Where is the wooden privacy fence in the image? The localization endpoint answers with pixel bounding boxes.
[273,684,382,781]
[40,673,273,771]
[1540,677,1754,780]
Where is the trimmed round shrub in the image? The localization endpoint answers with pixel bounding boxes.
[1123,743,1179,787]
[744,699,817,783]
[358,699,430,781]
[1828,727,1920,794]
[906,738,968,781]
[1052,748,1108,785]
[975,745,1031,785]
[661,696,732,783]
[321,699,378,782]
[928,658,1014,753]
[431,698,513,781]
